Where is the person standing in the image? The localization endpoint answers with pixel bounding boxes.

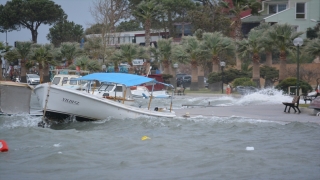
[226,84,231,95]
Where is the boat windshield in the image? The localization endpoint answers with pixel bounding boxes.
[98,84,115,91]
[70,78,78,85]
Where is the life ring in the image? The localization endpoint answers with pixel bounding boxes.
[0,140,9,152]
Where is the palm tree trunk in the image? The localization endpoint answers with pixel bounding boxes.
[162,61,169,74]
[198,66,204,88]
[128,66,134,74]
[0,61,3,81]
[144,19,151,74]
[265,51,272,66]
[169,65,175,86]
[279,51,287,82]
[67,59,73,67]
[43,63,50,83]
[172,67,177,89]
[252,54,260,88]
[145,19,151,47]
[236,53,241,70]
[20,59,27,83]
[264,52,273,88]
[212,56,219,73]
[234,17,242,70]
[145,61,151,75]
[39,63,44,83]
[190,62,198,91]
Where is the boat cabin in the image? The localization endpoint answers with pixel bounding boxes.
[92,83,133,100]
[52,74,82,86]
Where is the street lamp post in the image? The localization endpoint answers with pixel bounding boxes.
[293,37,303,96]
[220,61,226,94]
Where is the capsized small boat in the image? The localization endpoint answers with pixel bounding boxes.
[34,73,175,121]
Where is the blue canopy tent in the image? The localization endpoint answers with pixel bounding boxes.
[75,73,173,88]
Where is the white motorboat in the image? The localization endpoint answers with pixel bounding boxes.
[34,73,175,121]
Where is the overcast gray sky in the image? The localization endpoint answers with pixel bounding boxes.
[0,0,95,46]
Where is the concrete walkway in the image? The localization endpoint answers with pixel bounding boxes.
[174,103,320,124]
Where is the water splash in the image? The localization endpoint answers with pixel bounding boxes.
[0,114,42,129]
[233,88,294,105]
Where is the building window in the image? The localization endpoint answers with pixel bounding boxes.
[296,3,305,19]
[269,4,287,14]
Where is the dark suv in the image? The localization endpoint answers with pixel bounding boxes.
[182,75,191,83]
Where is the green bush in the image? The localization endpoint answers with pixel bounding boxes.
[275,77,312,94]
[242,81,257,87]
[207,69,249,84]
[232,77,256,87]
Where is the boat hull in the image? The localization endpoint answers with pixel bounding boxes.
[34,83,175,120]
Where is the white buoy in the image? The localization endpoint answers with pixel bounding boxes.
[246,147,254,151]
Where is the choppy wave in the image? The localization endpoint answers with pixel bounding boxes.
[0,114,42,129]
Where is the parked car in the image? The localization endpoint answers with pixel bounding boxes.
[176,73,187,87]
[182,75,191,87]
[26,74,40,85]
[182,75,191,83]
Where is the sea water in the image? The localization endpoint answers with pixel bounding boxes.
[0,88,319,180]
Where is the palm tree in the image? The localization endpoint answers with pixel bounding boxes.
[15,41,32,83]
[202,32,235,73]
[253,23,273,66]
[181,36,203,90]
[157,38,173,75]
[60,42,79,67]
[75,56,89,71]
[29,45,53,83]
[220,0,261,70]
[133,0,162,73]
[133,0,162,48]
[267,24,303,81]
[237,30,264,88]
[137,46,149,74]
[42,44,56,82]
[118,43,139,74]
[110,49,123,72]
[304,38,320,61]
[87,60,100,73]
[83,36,103,60]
